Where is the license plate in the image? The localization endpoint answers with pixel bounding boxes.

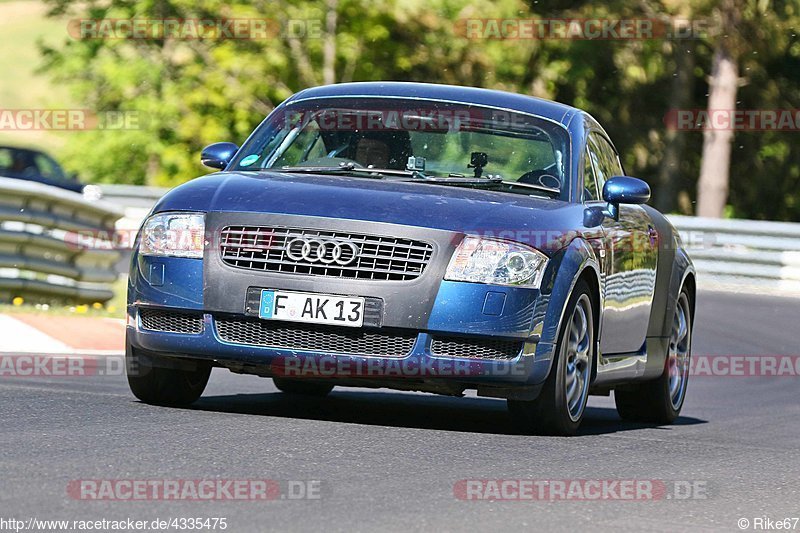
[258,289,365,328]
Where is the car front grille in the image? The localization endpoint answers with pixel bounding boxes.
[219,226,433,281]
[430,336,523,360]
[214,316,418,357]
[139,308,204,334]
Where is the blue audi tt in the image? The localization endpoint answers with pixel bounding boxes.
[126,82,695,435]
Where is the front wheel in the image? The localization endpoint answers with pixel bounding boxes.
[126,346,211,406]
[615,289,692,423]
[508,280,595,436]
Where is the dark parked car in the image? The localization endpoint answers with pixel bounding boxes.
[126,82,695,435]
[0,145,97,197]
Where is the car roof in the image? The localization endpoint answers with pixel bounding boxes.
[285,82,581,125]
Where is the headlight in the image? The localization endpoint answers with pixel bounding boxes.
[139,212,205,258]
[444,236,548,288]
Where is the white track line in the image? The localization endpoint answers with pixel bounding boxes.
[0,314,73,354]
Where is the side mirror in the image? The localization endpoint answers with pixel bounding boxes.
[201,142,239,170]
[602,176,650,220]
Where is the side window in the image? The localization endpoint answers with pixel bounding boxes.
[588,133,622,193]
[0,149,12,171]
[33,154,62,180]
[583,144,599,202]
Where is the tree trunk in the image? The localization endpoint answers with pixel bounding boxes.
[696,48,737,217]
[322,0,338,85]
[696,1,739,218]
[656,43,694,214]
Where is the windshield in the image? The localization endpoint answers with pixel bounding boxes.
[230,98,570,199]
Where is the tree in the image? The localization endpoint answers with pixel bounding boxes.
[39,0,526,185]
[696,0,740,217]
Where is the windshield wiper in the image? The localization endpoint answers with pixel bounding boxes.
[278,163,426,179]
[406,175,504,185]
[281,165,507,186]
[277,164,556,194]
[406,176,560,196]
[500,180,561,196]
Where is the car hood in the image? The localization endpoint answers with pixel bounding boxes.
[153,171,587,253]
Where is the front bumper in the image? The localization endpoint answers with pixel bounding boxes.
[128,214,558,388]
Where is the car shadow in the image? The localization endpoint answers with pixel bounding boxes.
[186,389,707,436]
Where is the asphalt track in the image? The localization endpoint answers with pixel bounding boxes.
[1,290,798,532]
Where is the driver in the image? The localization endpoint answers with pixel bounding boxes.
[355,137,390,168]
[10,153,34,175]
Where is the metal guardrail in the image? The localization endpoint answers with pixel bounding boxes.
[99,184,169,209]
[667,215,800,290]
[99,184,167,239]
[95,185,800,293]
[0,177,123,303]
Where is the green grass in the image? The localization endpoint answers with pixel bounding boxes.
[0,277,127,319]
[0,1,76,153]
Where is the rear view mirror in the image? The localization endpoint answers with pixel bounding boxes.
[602,176,651,220]
[201,142,239,170]
[603,176,651,205]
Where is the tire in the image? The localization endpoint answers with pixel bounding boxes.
[273,378,334,397]
[508,279,595,436]
[615,288,692,424]
[126,345,211,407]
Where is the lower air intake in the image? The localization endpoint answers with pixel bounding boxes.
[430,336,523,360]
[139,308,204,334]
[214,316,417,357]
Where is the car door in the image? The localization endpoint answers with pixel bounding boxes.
[587,132,658,355]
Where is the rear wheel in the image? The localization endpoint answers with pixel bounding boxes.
[508,280,594,436]
[126,346,211,407]
[615,289,692,423]
[273,378,334,397]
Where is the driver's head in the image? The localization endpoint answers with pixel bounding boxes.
[11,155,26,172]
[355,137,390,168]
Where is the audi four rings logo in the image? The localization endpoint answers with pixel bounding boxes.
[285,237,360,266]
